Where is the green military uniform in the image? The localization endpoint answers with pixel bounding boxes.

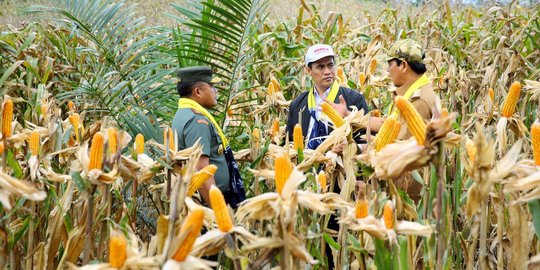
[172,109,230,192]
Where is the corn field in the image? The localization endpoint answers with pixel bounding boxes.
[0,0,539,269]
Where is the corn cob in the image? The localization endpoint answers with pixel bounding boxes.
[322,102,345,128]
[187,165,218,196]
[395,96,426,146]
[109,234,127,268]
[107,127,118,156]
[134,134,144,155]
[465,138,477,165]
[293,124,304,151]
[371,109,381,118]
[227,108,233,117]
[29,132,40,156]
[358,72,367,87]
[531,123,540,166]
[88,132,104,170]
[317,171,327,191]
[337,66,347,83]
[271,76,280,92]
[271,118,279,138]
[209,185,233,233]
[172,208,204,262]
[41,99,48,115]
[501,81,521,117]
[2,99,13,139]
[369,59,378,75]
[168,128,175,151]
[355,199,369,219]
[441,108,449,118]
[252,128,260,142]
[389,120,401,144]
[0,141,4,155]
[488,87,495,102]
[383,200,394,229]
[68,101,76,112]
[275,154,292,195]
[374,118,396,152]
[267,81,276,95]
[69,113,80,142]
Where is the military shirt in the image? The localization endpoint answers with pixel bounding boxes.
[172,108,230,192]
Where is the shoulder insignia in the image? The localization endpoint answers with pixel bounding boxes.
[196,119,209,125]
[411,90,422,99]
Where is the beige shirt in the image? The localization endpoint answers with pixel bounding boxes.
[393,80,440,140]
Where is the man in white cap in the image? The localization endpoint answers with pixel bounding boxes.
[286,44,370,150]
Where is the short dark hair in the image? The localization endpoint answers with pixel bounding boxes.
[177,82,196,97]
[390,58,426,74]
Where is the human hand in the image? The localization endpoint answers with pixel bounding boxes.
[325,95,349,117]
[331,140,347,154]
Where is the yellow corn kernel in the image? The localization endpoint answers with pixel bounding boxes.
[317,171,327,191]
[465,138,476,165]
[488,87,495,102]
[209,185,233,233]
[29,132,40,156]
[275,154,292,195]
[2,99,13,138]
[271,118,279,138]
[88,132,104,170]
[389,120,401,144]
[374,118,396,152]
[168,128,174,151]
[134,134,144,155]
[441,108,449,118]
[271,76,280,92]
[293,124,304,151]
[107,127,118,155]
[0,141,4,155]
[172,208,204,262]
[68,101,76,112]
[383,200,394,230]
[109,234,127,268]
[252,128,260,142]
[531,123,540,166]
[187,165,218,196]
[371,109,381,118]
[395,96,426,146]
[358,72,367,87]
[501,81,521,117]
[267,81,275,96]
[322,102,345,128]
[355,199,369,219]
[69,113,80,142]
[337,66,347,84]
[369,59,377,75]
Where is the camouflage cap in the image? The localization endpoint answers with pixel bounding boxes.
[176,66,221,84]
[386,39,424,63]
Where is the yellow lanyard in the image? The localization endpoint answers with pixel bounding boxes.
[389,74,430,118]
[178,98,228,147]
[308,81,340,111]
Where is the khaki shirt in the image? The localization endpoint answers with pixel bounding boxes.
[393,80,440,140]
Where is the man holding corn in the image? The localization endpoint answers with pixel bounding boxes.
[385,39,441,202]
[286,44,370,151]
[172,66,245,208]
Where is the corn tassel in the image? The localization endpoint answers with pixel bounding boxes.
[135,134,144,155]
[88,132,104,170]
[2,99,13,139]
[107,127,118,156]
[69,113,80,142]
[318,171,327,191]
[172,208,204,262]
[374,118,396,152]
[395,96,427,146]
[209,185,233,233]
[275,154,292,195]
[355,199,369,219]
[383,200,394,230]
[369,59,378,75]
[187,165,218,196]
[501,81,521,117]
[322,102,345,127]
[465,138,476,165]
[109,234,127,268]
[29,132,40,156]
[293,124,304,151]
[488,87,495,102]
[358,72,366,87]
[441,108,449,118]
[531,122,540,166]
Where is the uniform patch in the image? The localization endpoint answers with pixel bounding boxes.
[197,119,209,125]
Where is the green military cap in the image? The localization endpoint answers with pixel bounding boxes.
[176,66,221,84]
[386,39,424,63]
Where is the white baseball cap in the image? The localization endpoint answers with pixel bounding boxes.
[304,44,337,66]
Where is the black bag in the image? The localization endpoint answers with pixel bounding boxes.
[223,146,246,208]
